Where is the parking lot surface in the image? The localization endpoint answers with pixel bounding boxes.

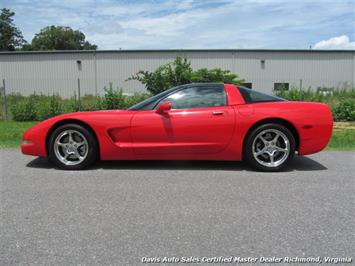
[1,150,354,265]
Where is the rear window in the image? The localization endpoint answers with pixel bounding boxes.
[237,86,286,104]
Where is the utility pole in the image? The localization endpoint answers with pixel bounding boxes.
[2,79,8,121]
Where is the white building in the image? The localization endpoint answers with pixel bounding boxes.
[0,49,354,97]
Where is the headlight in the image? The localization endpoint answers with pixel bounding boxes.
[22,140,33,145]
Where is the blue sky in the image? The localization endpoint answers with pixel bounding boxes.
[2,0,355,49]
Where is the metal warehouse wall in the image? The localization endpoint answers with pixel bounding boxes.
[0,50,354,97]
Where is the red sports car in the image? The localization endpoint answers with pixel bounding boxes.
[21,83,333,171]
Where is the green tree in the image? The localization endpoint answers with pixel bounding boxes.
[0,8,27,51]
[129,55,193,95]
[129,55,244,95]
[191,68,242,84]
[25,25,97,50]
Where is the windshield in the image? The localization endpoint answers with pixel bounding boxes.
[128,86,179,110]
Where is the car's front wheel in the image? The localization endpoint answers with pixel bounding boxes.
[48,124,98,170]
[244,123,296,171]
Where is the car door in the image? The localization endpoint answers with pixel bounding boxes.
[130,84,235,155]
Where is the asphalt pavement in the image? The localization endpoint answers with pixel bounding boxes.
[1,150,354,265]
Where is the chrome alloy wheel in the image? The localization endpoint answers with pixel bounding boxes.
[252,129,290,168]
[53,130,89,166]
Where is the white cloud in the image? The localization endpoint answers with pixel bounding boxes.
[313,35,355,49]
[3,0,355,49]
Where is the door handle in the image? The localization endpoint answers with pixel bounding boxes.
[212,111,224,116]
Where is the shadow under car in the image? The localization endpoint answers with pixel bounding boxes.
[26,155,327,172]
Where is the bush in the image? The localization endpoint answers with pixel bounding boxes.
[275,87,355,121]
[4,83,355,122]
[125,92,151,108]
[36,95,63,120]
[332,100,355,121]
[102,83,126,109]
[191,68,241,84]
[276,87,355,103]
[5,86,151,121]
[100,84,150,110]
[10,97,37,121]
[62,97,78,113]
[81,95,99,111]
[129,55,244,95]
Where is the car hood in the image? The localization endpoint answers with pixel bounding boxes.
[25,109,135,134]
[46,109,135,120]
[66,109,131,115]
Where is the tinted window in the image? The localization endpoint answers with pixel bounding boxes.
[238,86,285,103]
[242,82,252,89]
[159,85,226,109]
[274,83,289,91]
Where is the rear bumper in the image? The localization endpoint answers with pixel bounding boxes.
[298,134,332,155]
[298,104,333,155]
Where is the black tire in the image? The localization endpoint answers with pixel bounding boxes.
[48,123,98,170]
[244,123,296,172]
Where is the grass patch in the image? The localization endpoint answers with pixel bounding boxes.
[0,121,354,150]
[333,121,355,130]
[0,121,38,148]
[326,128,355,150]
[327,122,355,150]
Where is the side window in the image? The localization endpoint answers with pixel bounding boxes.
[237,86,285,103]
[158,86,226,109]
[274,82,289,91]
[242,82,252,89]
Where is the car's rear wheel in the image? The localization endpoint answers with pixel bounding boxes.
[244,123,296,171]
[48,124,98,170]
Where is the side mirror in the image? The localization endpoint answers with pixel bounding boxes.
[156,101,172,114]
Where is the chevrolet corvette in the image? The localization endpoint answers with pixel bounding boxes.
[21,83,333,171]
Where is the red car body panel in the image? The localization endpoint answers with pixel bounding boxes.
[21,84,333,161]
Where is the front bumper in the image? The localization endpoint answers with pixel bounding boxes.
[21,123,48,157]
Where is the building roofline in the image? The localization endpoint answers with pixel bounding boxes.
[0,48,354,55]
